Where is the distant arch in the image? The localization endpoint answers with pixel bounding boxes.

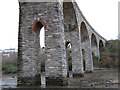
[32,20,46,34]
[80,21,89,42]
[65,41,72,49]
[65,41,72,77]
[99,40,104,51]
[91,33,97,47]
[32,20,46,48]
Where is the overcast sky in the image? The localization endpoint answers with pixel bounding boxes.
[0,0,119,50]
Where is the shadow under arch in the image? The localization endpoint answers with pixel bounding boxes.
[82,49,86,71]
[91,33,97,47]
[63,1,78,32]
[99,40,104,52]
[80,21,89,42]
[65,41,72,49]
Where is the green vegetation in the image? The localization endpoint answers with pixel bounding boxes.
[105,40,118,53]
[94,40,118,68]
[93,55,100,61]
[2,60,17,74]
[68,51,72,71]
[2,40,118,74]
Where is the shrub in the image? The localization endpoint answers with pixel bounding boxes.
[94,40,118,68]
[2,60,17,74]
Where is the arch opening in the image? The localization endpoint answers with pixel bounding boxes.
[32,21,44,35]
[82,49,86,71]
[80,22,89,42]
[40,27,45,73]
[91,33,97,47]
[63,2,78,32]
[32,20,46,73]
[40,27,45,48]
[65,41,72,77]
[32,20,46,48]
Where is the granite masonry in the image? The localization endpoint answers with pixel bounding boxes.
[18,0,106,86]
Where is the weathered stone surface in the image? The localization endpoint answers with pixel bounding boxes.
[18,1,106,86]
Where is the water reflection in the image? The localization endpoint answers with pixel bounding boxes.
[41,72,46,88]
[2,69,118,88]
[1,72,73,89]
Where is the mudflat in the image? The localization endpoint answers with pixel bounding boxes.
[1,68,118,88]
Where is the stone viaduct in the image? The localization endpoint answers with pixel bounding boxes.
[18,0,106,86]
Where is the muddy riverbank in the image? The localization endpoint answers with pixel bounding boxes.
[1,68,118,89]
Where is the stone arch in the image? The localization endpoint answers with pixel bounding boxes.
[63,2,78,32]
[91,33,100,57]
[65,41,72,49]
[80,21,89,42]
[32,20,46,73]
[99,40,104,51]
[32,20,46,48]
[65,41,72,77]
[91,33,97,47]
[82,49,86,71]
[32,19,46,34]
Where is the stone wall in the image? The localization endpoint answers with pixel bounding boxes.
[18,2,67,85]
[18,1,106,86]
[63,2,84,76]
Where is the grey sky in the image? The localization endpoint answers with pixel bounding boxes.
[0,0,118,49]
